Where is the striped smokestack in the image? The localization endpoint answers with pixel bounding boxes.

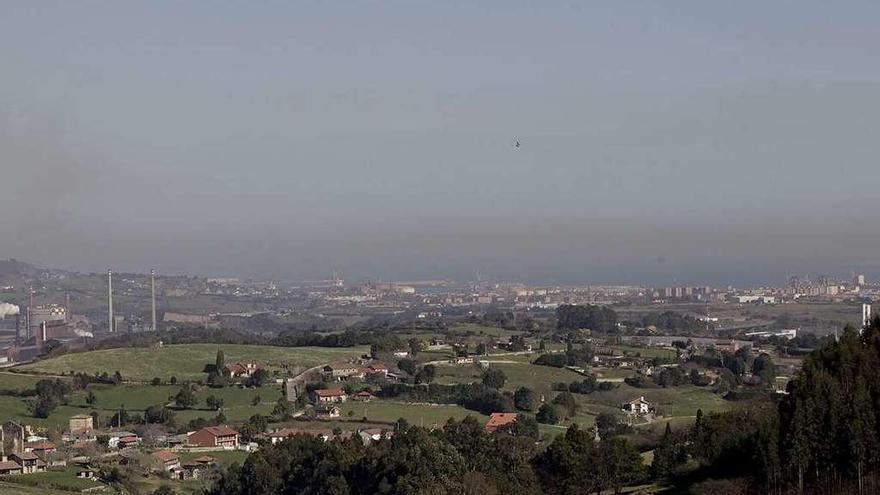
[108,270,114,333]
[151,269,157,331]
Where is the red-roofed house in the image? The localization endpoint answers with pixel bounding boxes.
[151,450,181,471]
[484,413,519,433]
[312,388,348,404]
[365,362,389,377]
[224,362,264,378]
[10,452,46,474]
[0,457,22,475]
[187,426,239,449]
[352,391,374,402]
[23,440,56,456]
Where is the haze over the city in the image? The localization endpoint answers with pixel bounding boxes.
[2,1,880,284]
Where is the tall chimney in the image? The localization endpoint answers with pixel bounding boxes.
[38,321,46,348]
[151,269,157,331]
[65,293,70,323]
[108,270,114,333]
[14,313,20,346]
[26,285,33,340]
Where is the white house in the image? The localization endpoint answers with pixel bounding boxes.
[622,396,651,415]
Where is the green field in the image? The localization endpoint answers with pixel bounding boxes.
[0,481,78,495]
[434,361,585,398]
[0,381,284,431]
[0,372,53,391]
[0,467,104,492]
[14,344,369,381]
[339,400,488,428]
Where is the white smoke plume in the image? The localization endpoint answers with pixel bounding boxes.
[0,303,20,318]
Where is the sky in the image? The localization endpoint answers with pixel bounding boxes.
[2,1,880,285]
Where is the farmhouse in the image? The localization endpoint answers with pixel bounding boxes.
[323,362,364,381]
[187,425,240,449]
[622,396,651,415]
[316,405,341,419]
[312,387,348,403]
[364,362,389,377]
[484,413,519,433]
[224,362,264,378]
[359,428,393,445]
[68,414,94,433]
[267,428,335,444]
[352,390,374,402]
[151,450,181,472]
[23,440,56,456]
[9,452,46,474]
[0,456,23,475]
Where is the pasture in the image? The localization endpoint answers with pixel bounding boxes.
[14,344,369,381]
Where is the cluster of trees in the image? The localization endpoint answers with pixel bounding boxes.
[552,374,616,394]
[638,311,706,332]
[655,319,880,493]
[556,304,618,333]
[380,382,515,416]
[209,417,644,495]
[533,345,594,369]
[28,378,71,418]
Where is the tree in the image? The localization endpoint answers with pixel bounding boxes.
[408,338,422,356]
[751,353,777,386]
[169,376,177,385]
[482,368,507,389]
[556,304,618,333]
[86,390,98,407]
[174,386,197,409]
[651,423,678,479]
[145,404,175,424]
[215,349,225,373]
[153,486,176,495]
[245,368,270,387]
[476,342,488,356]
[536,403,560,425]
[416,364,437,384]
[552,392,578,418]
[151,377,162,386]
[596,436,644,494]
[206,395,224,411]
[272,397,294,420]
[398,358,417,376]
[513,387,538,412]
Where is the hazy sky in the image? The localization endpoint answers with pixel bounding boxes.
[2,1,880,285]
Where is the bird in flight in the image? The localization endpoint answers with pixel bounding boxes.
[515,140,520,149]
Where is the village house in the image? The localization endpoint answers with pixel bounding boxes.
[315,405,341,419]
[484,413,519,433]
[75,464,97,480]
[107,431,140,449]
[68,414,94,433]
[224,362,264,378]
[352,390,374,402]
[9,452,46,474]
[268,428,326,444]
[0,456,23,475]
[364,362,389,377]
[23,440,56,456]
[187,425,239,449]
[323,362,364,381]
[151,450,181,472]
[358,428,393,445]
[622,396,651,415]
[312,387,348,404]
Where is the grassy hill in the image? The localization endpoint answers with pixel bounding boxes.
[13,343,369,381]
